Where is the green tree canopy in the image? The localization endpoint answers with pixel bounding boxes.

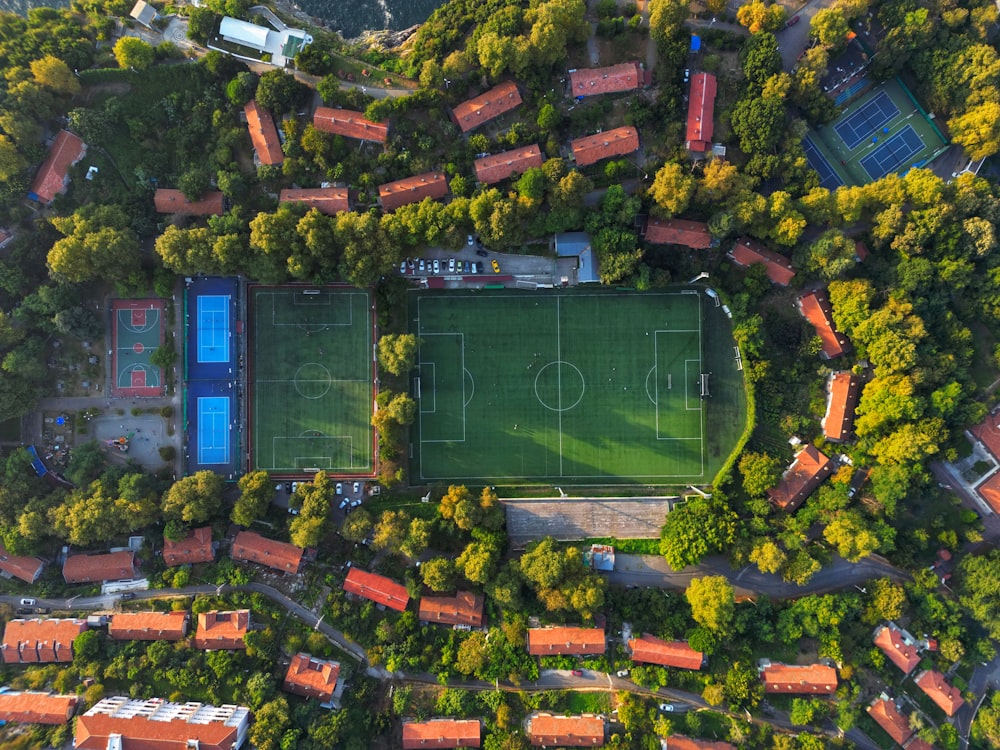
[113,36,154,70]
[161,471,223,525]
[686,575,735,632]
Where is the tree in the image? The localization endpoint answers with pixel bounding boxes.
[736,0,786,33]
[226,71,257,106]
[863,578,906,624]
[731,95,785,154]
[232,471,273,527]
[162,471,223,524]
[750,540,786,574]
[187,7,216,43]
[421,557,456,592]
[739,452,782,497]
[949,102,1000,161]
[789,698,819,725]
[649,162,696,218]
[455,631,488,676]
[649,0,688,46]
[256,69,308,114]
[457,540,499,585]
[113,37,154,70]
[810,7,849,48]
[248,697,290,750]
[372,510,409,553]
[805,229,856,279]
[823,511,880,562]
[31,55,80,95]
[340,508,373,543]
[659,497,738,569]
[740,32,782,85]
[959,550,1000,639]
[972,691,1000,748]
[686,575,735,633]
[377,333,418,377]
[73,630,100,664]
[0,136,26,182]
[401,517,431,558]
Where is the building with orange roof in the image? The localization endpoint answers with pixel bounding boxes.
[967,411,1000,513]
[823,372,861,443]
[419,590,485,628]
[975,471,1000,514]
[526,713,605,747]
[872,622,920,675]
[628,633,704,670]
[63,550,138,584]
[527,626,606,656]
[402,718,482,748]
[244,99,283,166]
[760,662,838,694]
[379,172,448,212]
[279,187,350,215]
[163,526,214,567]
[798,288,851,359]
[0,691,78,725]
[686,73,717,152]
[231,530,304,574]
[282,653,341,705]
[154,189,225,216]
[914,670,964,716]
[28,129,86,204]
[644,218,713,249]
[194,610,249,650]
[75,696,250,750]
[1,618,87,664]
[474,145,544,185]
[313,107,388,143]
[0,542,44,583]
[767,445,833,511]
[343,568,410,611]
[571,126,640,167]
[451,81,522,133]
[905,739,934,750]
[569,62,643,97]
[866,696,914,746]
[728,237,796,286]
[109,611,190,641]
[662,736,735,750]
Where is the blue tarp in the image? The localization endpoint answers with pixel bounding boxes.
[690,35,701,52]
[26,446,48,476]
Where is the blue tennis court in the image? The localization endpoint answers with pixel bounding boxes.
[834,91,900,149]
[860,124,925,181]
[803,137,844,190]
[197,396,231,465]
[197,296,230,363]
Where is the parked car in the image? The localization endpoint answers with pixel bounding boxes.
[785,14,800,26]
[659,703,676,712]
[353,482,360,494]
[399,260,406,274]
[683,68,690,82]
[433,259,440,273]
[571,669,584,677]
[335,482,343,494]
[19,598,35,606]
[350,497,362,508]
[448,258,456,273]
[339,498,350,510]
[284,482,292,493]
[472,262,480,274]
[407,258,415,269]
[120,593,135,601]
[491,259,500,273]
[15,607,32,615]
[616,670,630,678]
[418,258,425,272]
[476,249,489,257]
[467,234,475,245]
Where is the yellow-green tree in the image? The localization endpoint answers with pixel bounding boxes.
[30,55,80,95]
[686,575,735,632]
[113,36,154,71]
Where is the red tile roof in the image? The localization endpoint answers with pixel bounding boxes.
[686,73,717,152]
[628,633,704,670]
[402,719,482,749]
[474,145,544,185]
[63,550,138,584]
[729,237,796,286]
[343,568,410,611]
[194,610,249,650]
[231,530,304,574]
[976,471,1000,514]
[0,542,44,583]
[823,372,861,442]
[662,736,735,750]
[419,590,485,628]
[283,652,341,703]
[569,62,643,97]
[761,663,838,694]
[109,611,190,641]
[799,289,851,358]
[0,691,78,725]
[767,445,833,511]
[245,99,283,166]
[279,187,350,215]
[644,218,713,249]
[29,129,86,204]
[914,670,964,716]
[866,697,914,746]
[970,412,1000,462]
[854,240,869,261]
[153,189,225,216]
[451,81,522,133]
[905,739,934,750]
[163,526,214,567]
[313,107,388,143]
[527,627,606,656]
[872,623,920,675]
[379,172,448,212]
[1,618,87,663]
[527,713,605,746]
[571,126,640,167]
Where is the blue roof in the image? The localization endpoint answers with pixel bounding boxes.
[578,247,600,283]
[555,232,591,257]
[691,35,701,51]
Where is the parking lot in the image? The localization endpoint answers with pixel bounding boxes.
[396,241,566,287]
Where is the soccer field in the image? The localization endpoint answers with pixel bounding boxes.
[410,288,746,484]
[249,287,373,476]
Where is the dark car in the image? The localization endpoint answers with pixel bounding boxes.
[120,592,135,601]
[284,481,292,493]
[786,14,800,26]
[571,669,584,676]
[475,249,489,257]
[15,607,32,615]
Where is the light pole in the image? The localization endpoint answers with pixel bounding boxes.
[688,272,709,284]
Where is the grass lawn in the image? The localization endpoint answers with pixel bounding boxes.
[564,692,613,714]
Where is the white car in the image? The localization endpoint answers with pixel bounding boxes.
[433,259,440,273]
[448,258,456,273]
[399,260,406,274]
[616,670,630,678]
[418,258,425,272]
[339,498,349,510]
[467,234,474,245]
[350,497,362,508]
[659,703,675,712]
[335,482,343,494]
[353,482,360,494]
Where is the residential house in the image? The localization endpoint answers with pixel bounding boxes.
[282,653,341,705]
[662,737,735,750]
[129,0,158,27]
[570,126,640,167]
[822,372,862,442]
[343,568,410,612]
[378,172,448,212]
[419,590,485,628]
[767,445,833,511]
[760,662,838,694]
[0,542,44,583]
[527,626,606,656]
[451,81,522,133]
[279,187,350,215]
[313,107,388,143]
[643,218,713,249]
[1,618,87,664]
[914,670,965,716]
[966,412,1000,514]
[74,696,250,750]
[866,696,914,747]
[163,526,214,567]
[872,622,920,675]
[109,611,190,641]
[218,15,273,52]
[244,100,283,166]
[685,73,717,152]
[402,718,483,749]
[554,232,600,284]
[728,237,796,286]
[153,189,225,216]
[0,691,78,725]
[474,145,544,185]
[28,130,86,204]
[569,62,643,97]
[526,713,605,747]
[62,550,138,584]
[231,530,304,574]
[628,633,704,670]
[798,288,851,359]
[194,610,249,650]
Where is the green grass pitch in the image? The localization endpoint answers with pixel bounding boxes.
[249,287,373,476]
[410,288,747,484]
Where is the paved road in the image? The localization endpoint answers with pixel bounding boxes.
[955,652,1000,747]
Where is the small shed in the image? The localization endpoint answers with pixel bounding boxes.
[129,0,158,28]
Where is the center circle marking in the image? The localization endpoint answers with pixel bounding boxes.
[534,361,585,412]
[133,343,144,353]
[293,362,332,400]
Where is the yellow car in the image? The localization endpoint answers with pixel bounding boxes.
[491,259,500,273]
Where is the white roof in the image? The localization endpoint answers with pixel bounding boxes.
[219,16,271,50]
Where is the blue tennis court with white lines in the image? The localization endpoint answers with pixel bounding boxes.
[833,91,900,149]
[197,296,230,363]
[860,125,925,181]
[197,396,231,465]
[803,137,844,190]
